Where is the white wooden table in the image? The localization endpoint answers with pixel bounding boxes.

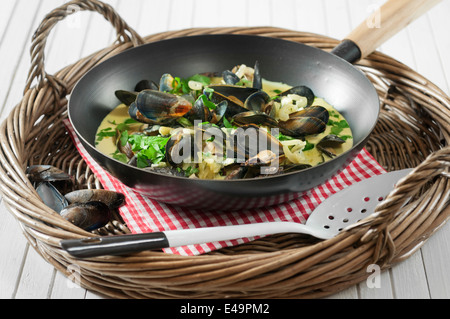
[0,0,449,299]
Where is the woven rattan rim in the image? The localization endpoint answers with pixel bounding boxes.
[0,0,449,299]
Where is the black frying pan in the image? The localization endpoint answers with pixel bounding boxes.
[68,0,439,210]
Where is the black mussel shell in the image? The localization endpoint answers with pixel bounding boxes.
[278,117,326,138]
[36,181,69,214]
[26,165,72,183]
[279,86,315,107]
[64,189,126,210]
[135,79,159,92]
[316,134,346,158]
[60,201,112,231]
[244,90,271,112]
[289,106,329,124]
[232,111,278,128]
[222,70,240,85]
[115,90,137,106]
[253,60,262,90]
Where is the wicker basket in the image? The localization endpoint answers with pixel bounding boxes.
[0,0,449,299]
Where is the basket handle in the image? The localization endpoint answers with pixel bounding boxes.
[24,0,144,95]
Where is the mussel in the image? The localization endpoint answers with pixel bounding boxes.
[135,89,193,123]
[317,134,346,158]
[289,106,329,124]
[232,111,278,127]
[64,189,126,210]
[36,181,69,214]
[135,79,158,92]
[278,85,315,107]
[60,201,112,231]
[27,164,74,195]
[115,90,138,106]
[230,124,284,164]
[278,117,327,138]
[26,165,73,183]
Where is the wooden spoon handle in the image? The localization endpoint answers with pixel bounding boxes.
[333,0,441,62]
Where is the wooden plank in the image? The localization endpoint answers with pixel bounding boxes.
[247,0,272,27]
[0,201,29,299]
[271,0,297,30]
[390,250,430,298]
[421,223,450,298]
[0,0,18,44]
[426,0,450,94]
[137,0,172,35]
[190,0,221,28]
[322,0,352,40]
[167,0,195,31]
[405,8,448,94]
[79,0,119,58]
[295,0,327,35]
[0,0,42,119]
[50,271,86,299]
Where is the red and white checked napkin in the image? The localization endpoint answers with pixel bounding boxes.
[63,119,385,256]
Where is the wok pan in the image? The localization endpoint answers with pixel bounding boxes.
[68,0,439,210]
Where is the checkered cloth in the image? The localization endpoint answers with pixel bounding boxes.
[64,119,385,255]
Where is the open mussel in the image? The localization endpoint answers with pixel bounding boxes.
[230,124,284,166]
[222,70,240,85]
[225,62,262,89]
[185,96,227,124]
[317,134,346,158]
[278,85,315,107]
[135,79,158,92]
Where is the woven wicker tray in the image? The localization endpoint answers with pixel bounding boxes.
[0,1,449,299]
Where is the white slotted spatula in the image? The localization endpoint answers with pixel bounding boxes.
[61,169,412,258]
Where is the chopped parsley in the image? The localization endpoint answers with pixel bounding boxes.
[127,135,170,168]
[328,119,350,136]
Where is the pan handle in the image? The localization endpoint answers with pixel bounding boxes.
[24,0,144,94]
[331,0,441,63]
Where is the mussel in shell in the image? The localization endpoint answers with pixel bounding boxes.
[278,85,315,107]
[60,201,112,231]
[317,134,346,158]
[135,79,158,92]
[136,90,193,123]
[64,189,126,210]
[278,117,327,138]
[232,111,278,127]
[289,105,329,124]
[36,181,69,214]
[26,165,73,183]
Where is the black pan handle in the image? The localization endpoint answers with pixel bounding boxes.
[331,0,441,63]
[60,232,169,258]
